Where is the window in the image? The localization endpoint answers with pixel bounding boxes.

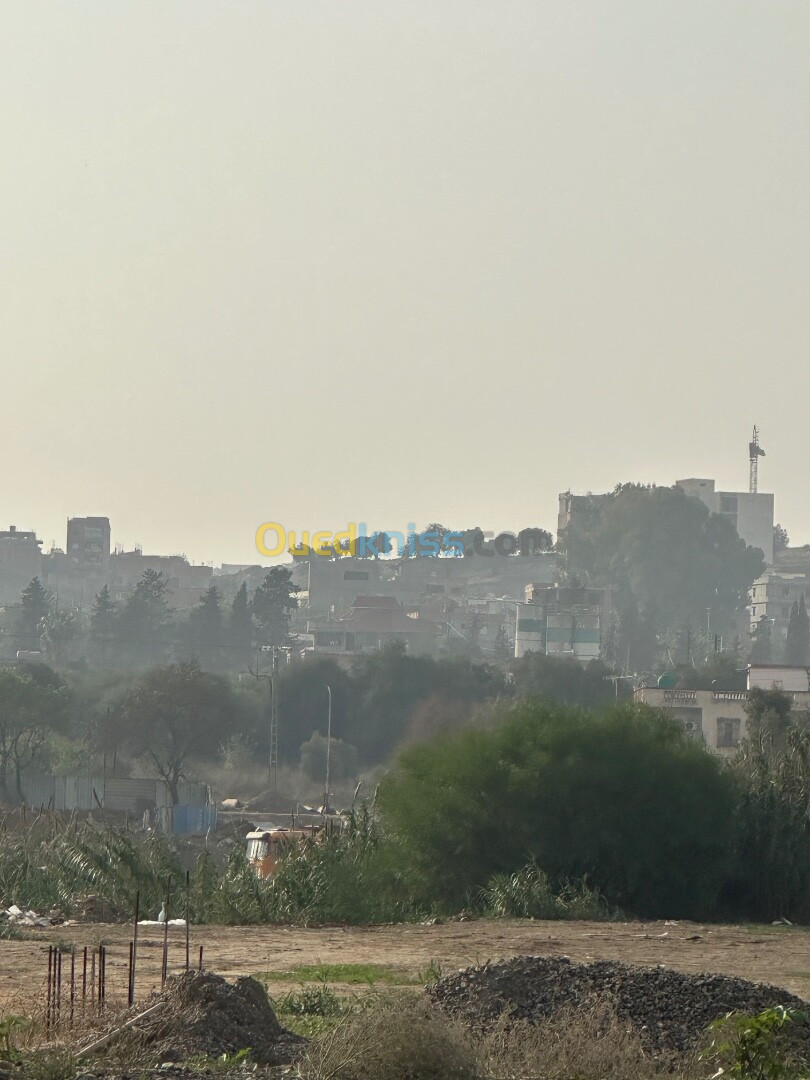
[717,717,741,749]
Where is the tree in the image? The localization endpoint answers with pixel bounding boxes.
[563,485,765,659]
[299,732,358,785]
[41,609,79,666]
[252,568,299,647]
[750,615,773,663]
[276,657,354,762]
[774,523,790,553]
[91,585,117,641]
[347,642,503,762]
[510,652,615,709]
[18,577,53,648]
[117,570,172,657]
[114,660,238,803]
[517,527,553,555]
[0,667,68,802]
[785,596,810,666]
[724,690,810,921]
[379,700,736,917]
[229,583,254,654]
[188,585,224,650]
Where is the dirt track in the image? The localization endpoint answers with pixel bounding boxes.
[2,918,809,1013]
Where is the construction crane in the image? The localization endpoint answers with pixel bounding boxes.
[749,426,765,494]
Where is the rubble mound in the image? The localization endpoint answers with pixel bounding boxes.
[113,970,305,1065]
[429,955,810,1054]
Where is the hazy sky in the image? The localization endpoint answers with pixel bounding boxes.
[3,2,808,565]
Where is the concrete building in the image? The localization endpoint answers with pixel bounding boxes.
[514,583,608,661]
[109,549,213,609]
[634,686,750,756]
[67,517,111,571]
[748,571,810,648]
[676,478,774,564]
[0,526,43,605]
[306,595,438,658]
[635,664,810,757]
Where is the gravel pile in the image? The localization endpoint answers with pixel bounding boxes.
[108,970,305,1066]
[429,955,809,1054]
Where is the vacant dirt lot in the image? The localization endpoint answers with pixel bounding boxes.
[2,918,808,1013]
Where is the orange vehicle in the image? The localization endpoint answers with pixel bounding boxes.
[245,826,322,879]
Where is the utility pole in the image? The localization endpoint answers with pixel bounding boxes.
[269,648,279,793]
[323,685,332,815]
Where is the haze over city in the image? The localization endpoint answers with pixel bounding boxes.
[4,1,809,564]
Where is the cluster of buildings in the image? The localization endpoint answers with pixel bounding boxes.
[1,447,805,681]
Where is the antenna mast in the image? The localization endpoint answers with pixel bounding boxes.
[749,426,765,494]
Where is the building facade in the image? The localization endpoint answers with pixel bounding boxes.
[676,478,774,564]
[515,583,608,661]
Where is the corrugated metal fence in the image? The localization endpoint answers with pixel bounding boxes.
[18,776,216,835]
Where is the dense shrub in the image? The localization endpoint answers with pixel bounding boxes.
[378,701,736,917]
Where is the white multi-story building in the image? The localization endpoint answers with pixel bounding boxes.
[676,478,774,565]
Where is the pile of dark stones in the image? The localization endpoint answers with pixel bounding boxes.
[429,955,809,1054]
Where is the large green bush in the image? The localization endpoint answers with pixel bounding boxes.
[378,701,736,917]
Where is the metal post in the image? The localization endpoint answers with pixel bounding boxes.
[56,949,62,1027]
[324,685,332,814]
[82,947,87,1012]
[46,947,53,1032]
[185,870,190,972]
[198,945,204,972]
[90,950,96,1006]
[161,879,171,988]
[130,890,140,1007]
[70,948,75,1025]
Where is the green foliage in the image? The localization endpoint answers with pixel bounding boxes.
[0,667,69,802]
[379,700,736,916]
[197,805,425,926]
[563,484,765,668]
[480,860,612,920]
[18,577,54,648]
[723,695,810,922]
[300,732,358,784]
[274,981,344,1017]
[785,596,810,666]
[0,820,180,916]
[0,1014,32,1058]
[510,653,615,708]
[703,1007,808,1080]
[252,568,299,647]
[263,963,419,986]
[112,660,239,803]
[346,641,503,762]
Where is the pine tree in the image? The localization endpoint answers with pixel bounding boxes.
[91,585,117,640]
[252,568,299,647]
[189,585,223,648]
[229,582,253,652]
[750,614,773,664]
[18,577,53,648]
[785,595,810,666]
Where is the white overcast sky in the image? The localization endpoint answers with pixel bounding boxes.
[2,2,808,564]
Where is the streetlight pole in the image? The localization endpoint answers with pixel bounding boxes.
[324,685,332,815]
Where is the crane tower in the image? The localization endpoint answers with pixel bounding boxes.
[749,426,765,494]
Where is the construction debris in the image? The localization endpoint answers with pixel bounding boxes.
[93,970,305,1066]
[429,955,810,1054]
[1,904,52,927]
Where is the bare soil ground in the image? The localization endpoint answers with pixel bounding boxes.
[2,918,809,1016]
